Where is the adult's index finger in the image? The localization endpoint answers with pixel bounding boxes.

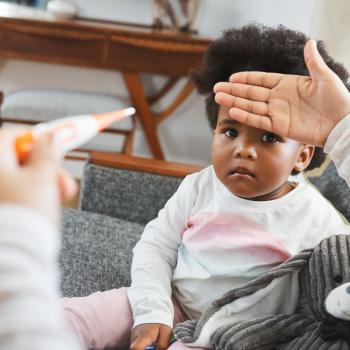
[229,71,284,89]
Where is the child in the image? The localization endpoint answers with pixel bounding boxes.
[62,24,350,350]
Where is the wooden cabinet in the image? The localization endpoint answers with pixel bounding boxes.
[0,22,106,66]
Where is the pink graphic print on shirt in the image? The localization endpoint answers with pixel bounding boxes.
[182,212,291,276]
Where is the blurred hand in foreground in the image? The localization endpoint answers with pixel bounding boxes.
[0,129,77,225]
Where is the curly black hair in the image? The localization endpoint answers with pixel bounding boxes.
[191,24,350,172]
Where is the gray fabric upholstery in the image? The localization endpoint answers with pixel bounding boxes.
[60,208,143,297]
[1,89,132,131]
[308,162,350,221]
[80,163,183,225]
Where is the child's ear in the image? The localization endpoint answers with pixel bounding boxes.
[293,145,315,172]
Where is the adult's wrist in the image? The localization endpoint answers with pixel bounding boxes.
[324,113,350,154]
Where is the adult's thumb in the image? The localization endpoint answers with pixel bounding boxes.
[304,39,333,80]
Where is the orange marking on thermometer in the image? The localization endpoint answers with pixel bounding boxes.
[15,107,136,164]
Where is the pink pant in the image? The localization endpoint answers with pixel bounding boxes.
[61,288,206,350]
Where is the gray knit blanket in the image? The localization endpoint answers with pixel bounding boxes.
[174,234,350,349]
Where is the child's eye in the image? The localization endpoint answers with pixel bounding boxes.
[261,133,278,143]
[224,129,238,138]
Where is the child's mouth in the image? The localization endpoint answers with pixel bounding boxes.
[230,167,255,178]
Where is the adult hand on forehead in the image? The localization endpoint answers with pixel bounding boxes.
[0,128,77,225]
[213,39,350,146]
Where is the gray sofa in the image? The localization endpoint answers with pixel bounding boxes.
[59,153,350,349]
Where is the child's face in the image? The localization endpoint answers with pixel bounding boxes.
[212,107,314,201]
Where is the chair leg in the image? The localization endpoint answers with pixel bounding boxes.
[122,130,135,155]
[122,72,165,159]
[121,116,137,155]
[0,91,3,127]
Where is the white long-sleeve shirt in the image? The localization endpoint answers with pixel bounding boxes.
[128,115,350,328]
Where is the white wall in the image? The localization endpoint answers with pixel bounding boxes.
[0,0,316,175]
[310,0,350,71]
[75,0,315,37]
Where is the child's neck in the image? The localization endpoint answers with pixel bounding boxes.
[241,181,298,201]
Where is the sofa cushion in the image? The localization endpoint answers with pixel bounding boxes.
[60,208,144,297]
[308,161,350,221]
[80,163,183,225]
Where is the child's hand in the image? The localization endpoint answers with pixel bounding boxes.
[214,40,350,146]
[0,129,77,225]
[130,323,172,350]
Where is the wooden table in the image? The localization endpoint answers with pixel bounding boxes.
[0,3,211,159]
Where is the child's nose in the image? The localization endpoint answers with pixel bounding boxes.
[233,141,257,160]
